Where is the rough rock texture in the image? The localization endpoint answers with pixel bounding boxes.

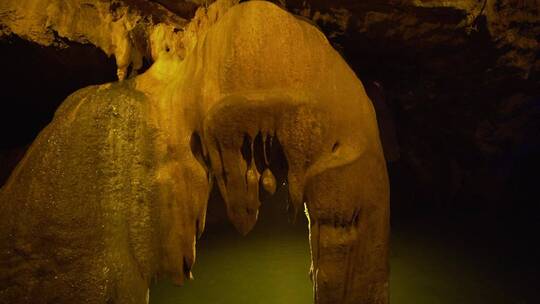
[1,82,199,303]
[0,0,188,80]
[0,1,389,303]
[8,0,535,79]
[274,0,539,221]
[284,0,539,78]
[0,0,539,302]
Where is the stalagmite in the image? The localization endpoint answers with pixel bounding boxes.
[0,1,389,303]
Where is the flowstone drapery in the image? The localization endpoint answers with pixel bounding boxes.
[0,1,389,303]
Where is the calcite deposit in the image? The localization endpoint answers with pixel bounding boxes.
[2,0,538,303]
[0,1,389,303]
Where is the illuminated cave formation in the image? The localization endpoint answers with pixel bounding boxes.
[0,1,389,303]
[1,0,539,303]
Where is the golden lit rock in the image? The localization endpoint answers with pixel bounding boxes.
[261,168,277,195]
[0,0,188,80]
[0,1,389,303]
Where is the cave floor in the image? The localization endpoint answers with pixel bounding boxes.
[150,207,537,304]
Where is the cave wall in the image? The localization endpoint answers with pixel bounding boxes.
[0,0,539,222]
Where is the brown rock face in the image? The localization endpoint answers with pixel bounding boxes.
[0,0,538,303]
[1,1,389,303]
[284,0,539,77]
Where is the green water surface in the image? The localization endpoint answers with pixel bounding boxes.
[150,205,535,304]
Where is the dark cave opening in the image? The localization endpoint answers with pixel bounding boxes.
[0,35,117,184]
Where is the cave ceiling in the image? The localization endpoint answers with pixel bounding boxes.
[0,0,539,219]
[0,1,539,303]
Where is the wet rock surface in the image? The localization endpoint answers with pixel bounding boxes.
[1,1,537,214]
[0,0,538,302]
[1,2,390,303]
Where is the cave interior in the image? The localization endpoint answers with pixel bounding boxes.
[0,0,539,303]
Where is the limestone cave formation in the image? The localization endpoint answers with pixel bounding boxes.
[0,0,539,303]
